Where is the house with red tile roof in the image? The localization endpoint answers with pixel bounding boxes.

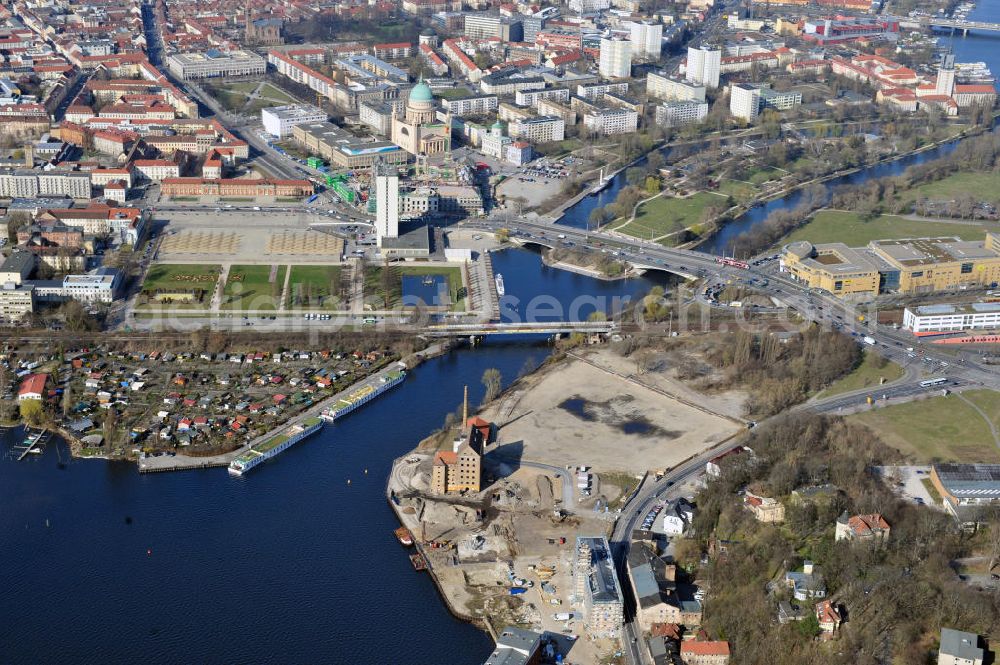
[815,599,842,638]
[680,638,730,665]
[835,512,890,544]
[18,373,48,401]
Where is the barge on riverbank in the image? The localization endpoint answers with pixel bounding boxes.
[320,368,406,422]
[228,418,324,476]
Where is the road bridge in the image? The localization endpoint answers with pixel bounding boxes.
[422,321,618,337]
[898,16,1000,35]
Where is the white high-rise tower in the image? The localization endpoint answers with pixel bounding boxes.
[936,52,956,97]
[374,163,398,246]
[599,37,632,79]
[686,45,721,89]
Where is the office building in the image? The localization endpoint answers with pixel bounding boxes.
[628,21,663,58]
[464,13,523,42]
[599,37,632,79]
[374,163,399,244]
[522,16,544,44]
[574,537,624,638]
[293,122,406,169]
[903,302,1000,335]
[686,46,721,88]
[359,100,402,136]
[646,71,706,102]
[261,104,327,138]
[0,283,34,320]
[166,50,266,80]
[730,82,760,121]
[583,108,638,135]
[656,100,709,127]
[781,234,1000,298]
[508,115,565,143]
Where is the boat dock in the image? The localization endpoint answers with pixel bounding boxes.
[15,428,49,460]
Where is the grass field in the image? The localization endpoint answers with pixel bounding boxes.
[222,265,287,311]
[140,264,221,308]
[963,389,1000,430]
[286,265,342,309]
[717,179,758,204]
[851,393,1000,463]
[783,211,999,247]
[612,192,729,240]
[435,87,474,100]
[899,172,1000,207]
[225,81,261,94]
[364,265,466,311]
[816,351,904,399]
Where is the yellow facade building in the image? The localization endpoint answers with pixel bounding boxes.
[781,233,1000,298]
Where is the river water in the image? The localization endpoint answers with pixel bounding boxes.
[5,11,1000,664]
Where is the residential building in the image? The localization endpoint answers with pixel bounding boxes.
[815,600,842,638]
[166,50,266,80]
[0,251,36,285]
[374,163,399,244]
[568,0,610,12]
[0,170,91,199]
[744,489,785,522]
[261,105,327,138]
[132,160,180,182]
[577,82,629,101]
[373,43,413,60]
[574,536,624,638]
[583,108,638,135]
[781,234,1000,298]
[760,86,803,111]
[680,640,731,665]
[441,94,499,116]
[628,542,702,631]
[0,282,34,320]
[18,373,48,401]
[599,37,632,79]
[537,98,576,125]
[508,115,565,143]
[938,628,984,665]
[506,141,532,166]
[516,88,570,106]
[646,72,706,102]
[419,44,449,77]
[730,82,760,121]
[629,21,663,59]
[686,46,721,89]
[482,627,543,665]
[835,512,891,544]
[359,100,401,136]
[785,561,826,601]
[903,303,1000,335]
[656,100,709,127]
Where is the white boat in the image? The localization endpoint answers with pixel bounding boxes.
[228,418,323,476]
[495,273,505,297]
[319,369,406,422]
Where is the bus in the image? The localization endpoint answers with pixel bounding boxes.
[306,194,319,204]
[919,377,948,388]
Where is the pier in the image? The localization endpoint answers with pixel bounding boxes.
[15,428,48,460]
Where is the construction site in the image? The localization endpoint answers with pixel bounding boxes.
[386,347,747,663]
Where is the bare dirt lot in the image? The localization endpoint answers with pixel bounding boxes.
[481,349,744,475]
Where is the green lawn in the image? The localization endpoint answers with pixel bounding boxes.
[206,86,249,112]
[899,171,1000,207]
[365,265,466,311]
[783,210,999,247]
[717,179,758,204]
[851,394,1000,463]
[140,263,221,308]
[257,83,295,103]
[226,81,262,94]
[434,87,474,100]
[613,192,729,240]
[222,264,287,311]
[286,265,342,309]
[816,351,904,399]
[963,389,1000,430]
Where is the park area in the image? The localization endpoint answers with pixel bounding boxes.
[783,210,1000,247]
[205,81,297,115]
[222,265,287,311]
[850,389,1000,464]
[611,192,729,242]
[815,352,904,399]
[286,265,343,309]
[364,265,466,311]
[139,264,221,307]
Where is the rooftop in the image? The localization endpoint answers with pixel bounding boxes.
[939,627,984,661]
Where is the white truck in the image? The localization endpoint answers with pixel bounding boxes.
[553,612,573,621]
[862,336,876,346]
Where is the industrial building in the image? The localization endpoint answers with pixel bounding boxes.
[781,234,1000,298]
[166,50,266,80]
[930,464,1000,519]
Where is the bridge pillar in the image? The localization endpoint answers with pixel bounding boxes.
[963,27,968,36]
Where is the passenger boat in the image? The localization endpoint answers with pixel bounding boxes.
[320,368,406,422]
[228,418,323,476]
[495,273,505,297]
[395,526,414,546]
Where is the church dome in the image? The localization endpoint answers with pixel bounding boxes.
[409,81,434,104]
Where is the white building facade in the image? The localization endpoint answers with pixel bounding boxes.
[686,46,721,89]
[599,37,632,79]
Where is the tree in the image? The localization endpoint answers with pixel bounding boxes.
[481,368,502,404]
[62,383,73,418]
[19,399,43,426]
[103,407,117,446]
